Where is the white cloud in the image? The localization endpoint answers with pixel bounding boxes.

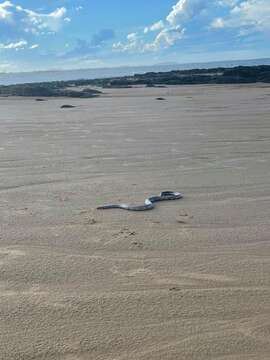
[217,0,239,6]
[212,0,270,32]
[0,40,40,50]
[113,0,207,52]
[113,25,185,53]
[113,0,270,54]
[211,17,225,28]
[155,26,185,47]
[144,20,164,34]
[29,44,39,49]
[231,0,270,30]
[0,1,12,20]
[145,26,185,51]
[21,6,69,33]
[127,32,138,41]
[0,40,27,49]
[0,2,69,33]
[113,34,141,52]
[166,0,205,26]
[0,61,16,71]
[113,32,143,52]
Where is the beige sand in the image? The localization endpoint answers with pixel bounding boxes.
[1,84,270,359]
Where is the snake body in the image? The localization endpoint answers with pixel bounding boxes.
[97,191,183,211]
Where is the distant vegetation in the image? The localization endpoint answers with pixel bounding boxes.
[0,65,270,97]
[102,65,270,87]
[0,80,102,98]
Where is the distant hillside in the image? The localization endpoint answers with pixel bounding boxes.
[102,65,270,87]
[0,65,270,98]
[0,58,270,85]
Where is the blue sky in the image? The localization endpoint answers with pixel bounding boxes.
[0,0,269,72]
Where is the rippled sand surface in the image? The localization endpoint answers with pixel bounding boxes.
[1,85,270,359]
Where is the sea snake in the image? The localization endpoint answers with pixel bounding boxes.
[97,191,183,211]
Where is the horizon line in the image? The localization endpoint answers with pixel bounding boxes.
[1,57,270,76]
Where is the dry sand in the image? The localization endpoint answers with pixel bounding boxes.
[1,85,270,359]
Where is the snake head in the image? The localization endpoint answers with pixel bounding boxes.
[161,191,183,199]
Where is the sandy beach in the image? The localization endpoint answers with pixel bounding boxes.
[1,84,270,359]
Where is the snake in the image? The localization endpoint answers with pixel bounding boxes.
[97,191,183,211]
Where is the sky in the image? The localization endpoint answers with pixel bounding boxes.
[0,0,269,72]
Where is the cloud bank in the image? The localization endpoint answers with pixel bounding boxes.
[0,40,38,50]
[113,0,206,52]
[113,0,270,53]
[212,0,270,32]
[0,1,69,34]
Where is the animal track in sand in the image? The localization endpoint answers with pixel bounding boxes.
[85,218,97,225]
[61,355,84,360]
[16,207,28,211]
[169,287,182,292]
[250,324,270,339]
[181,272,236,283]
[0,285,47,298]
[0,248,25,265]
[179,210,189,217]
[177,210,193,224]
[14,207,31,215]
[154,277,196,287]
[103,228,137,246]
[125,268,152,277]
[112,228,137,238]
[78,210,98,225]
[238,313,270,337]
[131,241,143,249]
[177,220,187,224]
